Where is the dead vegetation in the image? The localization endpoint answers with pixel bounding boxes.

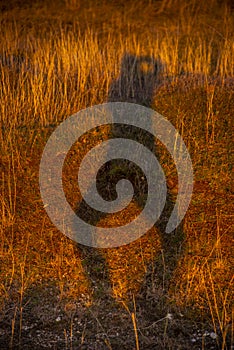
[0,0,233,349]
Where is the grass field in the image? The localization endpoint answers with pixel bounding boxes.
[0,0,233,349]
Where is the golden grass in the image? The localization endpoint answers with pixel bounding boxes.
[0,0,233,348]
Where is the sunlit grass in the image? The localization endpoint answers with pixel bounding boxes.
[0,0,233,348]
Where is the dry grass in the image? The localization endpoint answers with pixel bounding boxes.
[0,0,233,349]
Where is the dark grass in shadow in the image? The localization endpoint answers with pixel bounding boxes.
[74,53,185,301]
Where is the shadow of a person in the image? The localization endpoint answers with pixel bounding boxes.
[75,53,184,300]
